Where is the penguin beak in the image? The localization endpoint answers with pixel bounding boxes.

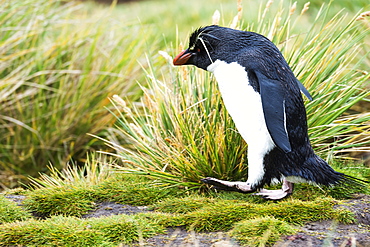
[173,49,193,66]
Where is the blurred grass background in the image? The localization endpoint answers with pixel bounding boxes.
[0,0,369,190]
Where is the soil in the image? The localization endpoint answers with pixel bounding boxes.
[5,194,370,247]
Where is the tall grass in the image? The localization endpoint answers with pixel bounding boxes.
[103,1,370,189]
[0,0,156,179]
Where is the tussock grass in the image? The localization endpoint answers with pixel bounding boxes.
[0,0,156,179]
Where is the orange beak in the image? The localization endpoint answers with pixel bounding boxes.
[173,49,192,66]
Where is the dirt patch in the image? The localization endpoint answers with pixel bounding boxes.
[137,227,240,247]
[277,220,370,247]
[82,202,150,218]
[4,194,26,206]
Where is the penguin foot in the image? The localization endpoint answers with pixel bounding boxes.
[253,189,292,200]
[201,177,256,193]
[254,180,294,200]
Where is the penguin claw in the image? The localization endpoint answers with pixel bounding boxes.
[201,177,256,193]
[254,190,292,200]
[201,178,232,191]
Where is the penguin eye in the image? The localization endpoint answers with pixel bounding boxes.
[189,46,201,53]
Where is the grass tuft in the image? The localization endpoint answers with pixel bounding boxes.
[0,195,32,224]
[93,173,181,206]
[230,216,297,247]
[151,196,215,214]
[23,188,96,218]
[0,214,165,246]
[28,153,112,190]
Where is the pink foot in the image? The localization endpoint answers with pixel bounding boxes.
[254,179,294,200]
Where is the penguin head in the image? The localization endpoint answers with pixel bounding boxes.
[173,25,272,70]
[173,25,313,101]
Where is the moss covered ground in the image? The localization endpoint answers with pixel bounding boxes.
[1,172,369,246]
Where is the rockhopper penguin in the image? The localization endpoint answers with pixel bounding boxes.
[173,25,367,200]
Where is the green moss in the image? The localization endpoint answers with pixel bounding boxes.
[326,183,370,200]
[0,216,111,246]
[152,196,355,232]
[259,198,339,225]
[0,214,165,246]
[332,208,356,224]
[89,214,166,243]
[94,174,180,206]
[0,195,32,223]
[23,188,96,218]
[230,216,297,247]
[0,190,360,246]
[152,195,215,213]
[135,211,182,228]
[182,201,259,232]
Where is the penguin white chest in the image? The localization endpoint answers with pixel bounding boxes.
[207,60,275,152]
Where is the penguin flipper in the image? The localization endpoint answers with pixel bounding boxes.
[296,79,312,101]
[254,71,292,153]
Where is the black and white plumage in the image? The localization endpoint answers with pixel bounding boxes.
[173,25,366,200]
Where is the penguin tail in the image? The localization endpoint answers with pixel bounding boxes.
[294,155,369,187]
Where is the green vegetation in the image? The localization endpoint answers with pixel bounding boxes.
[230,216,297,247]
[24,170,181,217]
[153,196,356,232]
[0,214,166,246]
[0,0,157,179]
[0,195,32,223]
[0,173,361,245]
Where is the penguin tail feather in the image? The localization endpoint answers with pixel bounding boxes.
[297,155,368,188]
[340,173,369,187]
